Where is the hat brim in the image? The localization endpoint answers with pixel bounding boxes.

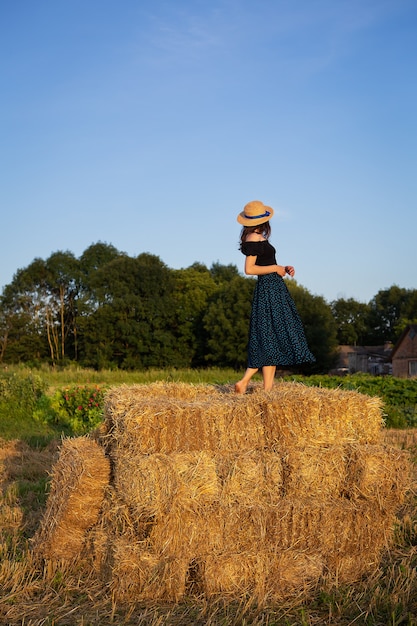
[237,206,274,226]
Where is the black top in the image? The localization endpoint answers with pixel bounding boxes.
[240,240,277,266]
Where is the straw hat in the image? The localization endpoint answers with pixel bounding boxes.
[237,200,274,226]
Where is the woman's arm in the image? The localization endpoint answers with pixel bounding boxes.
[244,255,287,277]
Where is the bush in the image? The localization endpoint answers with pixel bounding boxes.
[0,371,52,440]
[42,385,106,435]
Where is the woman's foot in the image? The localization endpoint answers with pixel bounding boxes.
[234,380,247,394]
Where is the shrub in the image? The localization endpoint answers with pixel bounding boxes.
[0,371,54,440]
[44,385,106,435]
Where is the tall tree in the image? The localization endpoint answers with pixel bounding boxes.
[79,241,123,305]
[0,275,47,363]
[331,298,371,345]
[286,281,339,373]
[210,262,240,284]
[44,251,80,362]
[80,253,180,369]
[202,275,255,368]
[172,264,218,366]
[0,251,82,364]
[366,285,415,344]
[76,242,124,356]
[0,257,64,363]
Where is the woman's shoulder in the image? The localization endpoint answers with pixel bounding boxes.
[240,238,267,255]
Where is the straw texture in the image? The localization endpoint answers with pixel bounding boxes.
[32,437,110,560]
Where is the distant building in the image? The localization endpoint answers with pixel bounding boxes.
[391,325,417,378]
[334,344,393,376]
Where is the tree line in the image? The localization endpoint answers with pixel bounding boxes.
[1,243,416,373]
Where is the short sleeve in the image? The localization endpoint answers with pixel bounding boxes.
[240,241,264,256]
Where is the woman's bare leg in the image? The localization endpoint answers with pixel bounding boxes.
[234,367,259,394]
[262,365,276,391]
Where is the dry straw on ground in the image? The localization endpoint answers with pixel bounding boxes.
[35,381,411,604]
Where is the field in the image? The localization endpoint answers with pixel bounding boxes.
[1,367,417,625]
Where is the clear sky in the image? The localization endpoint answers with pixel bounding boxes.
[1,0,416,304]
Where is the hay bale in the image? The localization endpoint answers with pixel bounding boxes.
[265,551,324,600]
[383,428,417,450]
[174,452,221,508]
[200,552,266,598]
[282,445,347,499]
[102,393,266,455]
[107,381,221,404]
[344,443,411,511]
[101,382,221,443]
[85,485,141,575]
[262,383,384,447]
[217,450,284,506]
[32,437,110,560]
[111,536,189,602]
[279,439,409,504]
[116,452,181,518]
[97,494,397,602]
[102,383,383,458]
[321,500,394,583]
[114,449,284,520]
[200,550,323,601]
[114,451,220,521]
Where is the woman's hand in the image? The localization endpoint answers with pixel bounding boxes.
[285,265,295,277]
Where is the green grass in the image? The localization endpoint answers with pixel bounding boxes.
[4,364,245,388]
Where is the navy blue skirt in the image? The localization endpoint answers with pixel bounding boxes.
[247,274,315,368]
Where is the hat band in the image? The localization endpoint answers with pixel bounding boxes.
[243,210,271,220]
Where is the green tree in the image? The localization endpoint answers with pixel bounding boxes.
[172,264,218,366]
[210,262,240,284]
[80,253,180,369]
[365,285,416,344]
[331,298,371,345]
[0,252,80,364]
[76,242,124,358]
[392,289,417,338]
[0,280,47,363]
[286,281,339,373]
[0,259,50,363]
[79,242,123,308]
[203,275,255,368]
[44,251,80,362]
[79,242,122,278]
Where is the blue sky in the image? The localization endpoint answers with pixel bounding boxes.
[1,0,416,303]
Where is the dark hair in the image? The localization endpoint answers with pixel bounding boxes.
[240,221,271,246]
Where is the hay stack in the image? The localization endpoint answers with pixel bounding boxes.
[36,381,411,604]
[32,437,110,560]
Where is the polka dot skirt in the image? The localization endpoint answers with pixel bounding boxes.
[247,273,316,368]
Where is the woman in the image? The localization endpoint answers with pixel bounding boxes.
[235,200,315,393]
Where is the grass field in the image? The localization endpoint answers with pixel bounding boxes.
[0,367,417,624]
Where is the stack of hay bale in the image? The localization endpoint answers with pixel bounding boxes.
[33,381,410,603]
